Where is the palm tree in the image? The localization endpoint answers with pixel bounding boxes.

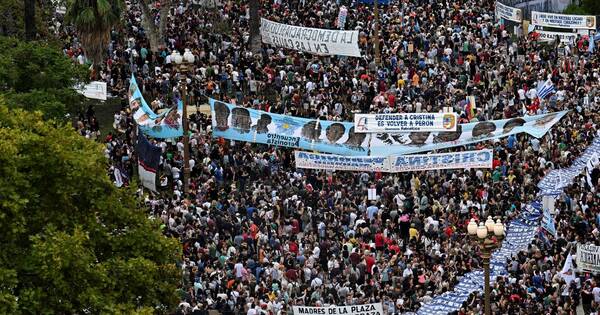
[65,0,124,66]
[249,0,261,54]
[137,0,170,52]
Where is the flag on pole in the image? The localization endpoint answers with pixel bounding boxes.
[541,207,557,237]
[559,253,575,288]
[136,129,162,192]
[537,80,555,99]
[586,153,599,192]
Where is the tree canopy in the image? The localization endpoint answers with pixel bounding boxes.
[0,102,181,314]
[0,36,89,119]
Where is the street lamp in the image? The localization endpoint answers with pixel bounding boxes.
[171,49,195,194]
[467,217,505,315]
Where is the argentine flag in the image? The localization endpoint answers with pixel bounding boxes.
[537,79,555,99]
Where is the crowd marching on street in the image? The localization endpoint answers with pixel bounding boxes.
[61,0,600,314]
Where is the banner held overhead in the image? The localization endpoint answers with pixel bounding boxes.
[260,18,361,57]
[292,303,383,315]
[294,150,493,173]
[495,1,522,23]
[531,11,596,29]
[354,113,458,133]
[576,243,600,274]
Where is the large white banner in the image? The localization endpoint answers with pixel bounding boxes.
[496,2,522,23]
[294,151,390,172]
[390,150,493,172]
[293,303,383,315]
[531,11,596,29]
[260,18,361,57]
[354,113,458,133]
[577,243,600,274]
[294,150,493,173]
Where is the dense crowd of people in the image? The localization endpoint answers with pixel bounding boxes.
[64,0,600,314]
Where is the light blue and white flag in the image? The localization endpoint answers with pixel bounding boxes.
[537,79,555,99]
[541,207,557,237]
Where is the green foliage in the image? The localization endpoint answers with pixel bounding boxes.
[0,103,181,314]
[564,0,600,15]
[563,3,589,15]
[0,36,89,119]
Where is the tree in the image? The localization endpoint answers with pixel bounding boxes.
[0,36,89,119]
[248,0,261,54]
[137,0,169,52]
[0,103,181,314]
[64,0,124,66]
[24,0,35,40]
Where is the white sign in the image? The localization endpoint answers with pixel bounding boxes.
[495,2,522,23]
[78,81,108,100]
[531,11,596,29]
[534,29,578,44]
[294,150,493,173]
[293,303,383,315]
[354,113,458,133]
[577,243,600,274]
[260,18,361,57]
[390,150,493,172]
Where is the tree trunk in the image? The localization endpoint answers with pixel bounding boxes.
[248,0,261,54]
[138,0,169,52]
[24,0,35,40]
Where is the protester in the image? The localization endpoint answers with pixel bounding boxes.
[57,0,600,314]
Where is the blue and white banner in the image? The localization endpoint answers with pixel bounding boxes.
[260,18,361,57]
[129,75,184,139]
[294,150,492,173]
[354,113,458,133]
[369,111,567,156]
[531,11,596,29]
[538,137,600,196]
[390,150,493,172]
[495,1,522,23]
[210,98,369,155]
[211,99,567,157]
[294,151,389,172]
[418,137,600,315]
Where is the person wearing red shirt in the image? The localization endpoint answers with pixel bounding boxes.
[289,240,299,255]
[375,231,385,252]
[364,252,376,274]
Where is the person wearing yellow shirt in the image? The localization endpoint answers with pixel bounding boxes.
[397,78,405,89]
[508,171,516,185]
[409,224,419,241]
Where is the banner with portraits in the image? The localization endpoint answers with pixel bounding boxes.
[210,98,369,155]
[260,18,361,57]
[495,2,522,23]
[368,111,567,156]
[129,75,183,139]
[354,113,458,133]
[531,11,596,29]
[211,98,567,156]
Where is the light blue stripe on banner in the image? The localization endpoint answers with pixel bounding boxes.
[414,137,600,315]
